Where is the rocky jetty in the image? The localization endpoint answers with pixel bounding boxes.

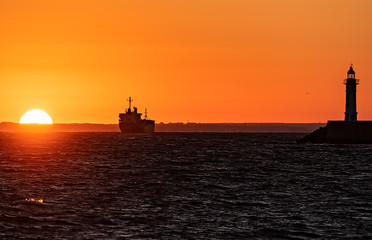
[298,121,372,143]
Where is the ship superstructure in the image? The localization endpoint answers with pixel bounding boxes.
[119,97,155,133]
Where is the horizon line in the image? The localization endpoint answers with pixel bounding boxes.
[1,122,328,124]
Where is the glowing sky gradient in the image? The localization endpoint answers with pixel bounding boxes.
[0,0,371,123]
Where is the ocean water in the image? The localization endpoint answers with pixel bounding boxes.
[0,132,371,239]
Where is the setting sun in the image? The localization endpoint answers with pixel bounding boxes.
[19,109,53,124]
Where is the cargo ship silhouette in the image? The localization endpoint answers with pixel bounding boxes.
[119,97,155,133]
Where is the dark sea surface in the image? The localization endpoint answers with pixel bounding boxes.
[0,132,371,239]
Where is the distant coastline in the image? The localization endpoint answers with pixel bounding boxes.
[0,122,325,133]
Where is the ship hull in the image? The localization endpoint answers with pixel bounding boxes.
[119,120,155,133]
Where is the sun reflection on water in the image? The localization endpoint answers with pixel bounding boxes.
[25,198,44,204]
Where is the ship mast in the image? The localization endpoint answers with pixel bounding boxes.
[144,108,148,119]
[127,97,133,111]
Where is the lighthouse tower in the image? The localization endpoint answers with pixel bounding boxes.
[344,65,359,121]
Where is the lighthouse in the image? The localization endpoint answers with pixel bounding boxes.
[298,65,372,143]
[344,65,359,121]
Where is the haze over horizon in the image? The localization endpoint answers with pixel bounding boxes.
[1,0,371,124]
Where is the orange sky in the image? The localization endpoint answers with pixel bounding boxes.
[0,0,371,123]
